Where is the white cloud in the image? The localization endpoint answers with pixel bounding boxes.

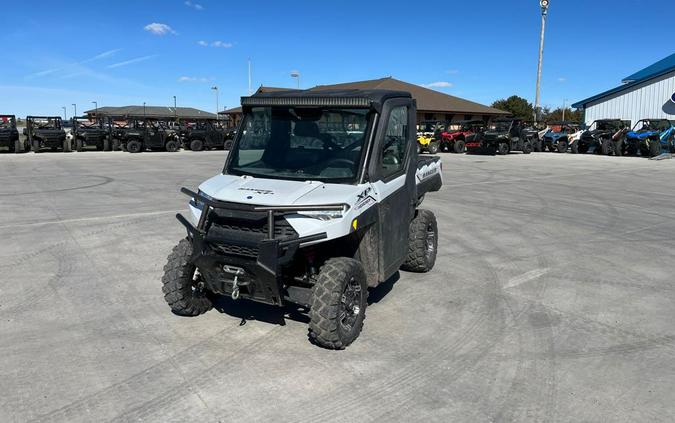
[198,40,233,48]
[422,81,453,89]
[144,23,176,36]
[107,55,158,69]
[184,1,204,10]
[178,76,213,82]
[557,77,567,82]
[445,69,459,74]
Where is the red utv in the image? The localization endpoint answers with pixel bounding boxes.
[439,120,486,153]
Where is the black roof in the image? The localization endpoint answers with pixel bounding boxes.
[243,89,412,111]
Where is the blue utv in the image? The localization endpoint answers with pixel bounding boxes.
[541,121,579,153]
[621,119,675,157]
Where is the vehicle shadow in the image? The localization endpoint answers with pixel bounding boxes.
[210,271,401,326]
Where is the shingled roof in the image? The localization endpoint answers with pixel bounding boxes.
[85,105,216,119]
[310,77,509,116]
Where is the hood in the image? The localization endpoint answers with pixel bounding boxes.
[198,174,360,206]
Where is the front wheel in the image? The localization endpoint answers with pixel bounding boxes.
[522,142,532,154]
[401,209,438,273]
[309,258,368,350]
[165,140,179,152]
[126,140,143,153]
[14,140,24,153]
[103,138,111,151]
[570,142,579,154]
[649,140,662,157]
[453,140,465,153]
[161,239,213,316]
[190,139,204,151]
[224,140,233,150]
[498,142,509,155]
[601,139,613,155]
[75,138,84,152]
[557,140,568,153]
[427,141,439,154]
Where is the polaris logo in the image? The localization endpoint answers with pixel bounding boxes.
[237,187,274,195]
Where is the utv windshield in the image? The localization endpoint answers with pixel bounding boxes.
[0,116,14,129]
[33,118,60,129]
[488,121,511,132]
[227,107,370,183]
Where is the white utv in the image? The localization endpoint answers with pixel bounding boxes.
[162,89,443,349]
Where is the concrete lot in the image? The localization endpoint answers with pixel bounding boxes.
[1,150,675,422]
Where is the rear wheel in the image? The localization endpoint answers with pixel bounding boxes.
[63,139,72,152]
[614,139,624,156]
[13,140,23,153]
[32,139,41,153]
[601,138,613,155]
[453,140,465,153]
[309,258,368,350]
[427,141,439,154]
[224,140,233,150]
[103,138,111,151]
[649,140,662,157]
[75,138,84,152]
[401,209,438,273]
[498,142,509,155]
[162,239,213,316]
[126,140,143,153]
[570,142,579,154]
[165,140,179,152]
[557,140,568,153]
[190,139,204,151]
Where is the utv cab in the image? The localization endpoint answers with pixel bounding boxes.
[542,121,579,153]
[116,118,181,153]
[439,120,485,153]
[68,116,112,151]
[467,118,533,155]
[622,119,674,157]
[0,115,24,153]
[573,119,630,155]
[181,119,228,151]
[25,116,69,152]
[162,89,443,349]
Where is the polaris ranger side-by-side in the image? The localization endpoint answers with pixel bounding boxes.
[181,119,228,151]
[24,116,69,152]
[68,116,111,151]
[622,119,674,157]
[572,119,630,155]
[439,120,485,153]
[466,118,533,155]
[115,118,181,153]
[542,121,579,153]
[0,115,24,153]
[162,89,443,349]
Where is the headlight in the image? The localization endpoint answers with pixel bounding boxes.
[297,209,344,221]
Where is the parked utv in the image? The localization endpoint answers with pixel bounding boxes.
[621,119,674,157]
[541,122,579,153]
[181,119,228,151]
[162,89,443,349]
[68,116,111,151]
[0,115,25,153]
[467,118,533,155]
[439,120,485,153]
[24,116,69,152]
[116,118,181,153]
[416,121,442,154]
[571,119,630,155]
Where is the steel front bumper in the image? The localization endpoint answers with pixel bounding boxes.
[176,188,338,306]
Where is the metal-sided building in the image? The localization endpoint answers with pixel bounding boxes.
[572,53,675,126]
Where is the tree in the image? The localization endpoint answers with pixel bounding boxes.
[541,107,583,123]
[491,96,534,120]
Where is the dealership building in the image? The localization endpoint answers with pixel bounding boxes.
[221,77,508,126]
[572,53,675,126]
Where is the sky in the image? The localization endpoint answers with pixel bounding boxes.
[0,0,671,118]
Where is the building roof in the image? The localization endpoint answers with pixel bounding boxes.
[622,53,675,83]
[309,77,509,115]
[85,105,216,119]
[573,53,675,109]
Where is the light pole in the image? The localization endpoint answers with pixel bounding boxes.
[173,95,177,120]
[211,86,219,120]
[92,101,98,119]
[291,71,300,89]
[72,103,77,118]
[534,0,550,124]
[62,106,67,120]
[143,102,146,119]
[562,98,568,121]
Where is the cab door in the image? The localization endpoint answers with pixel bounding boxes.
[368,99,417,280]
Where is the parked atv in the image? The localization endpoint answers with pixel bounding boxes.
[181,119,228,151]
[439,120,484,153]
[0,115,25,153]
[68,117,111,151]
[163,89,443,349]
[571,119,630,155]
[621,119,674,157]
[117,118,181,153]
[467,118,533,155]
[541,122,579,153]
[24,116,69,153]
[416,121,442,154]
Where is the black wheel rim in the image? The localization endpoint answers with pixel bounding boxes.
[339,277,362,332]
[425,223,436,260]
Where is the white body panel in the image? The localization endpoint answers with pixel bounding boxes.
[582,70,675,126]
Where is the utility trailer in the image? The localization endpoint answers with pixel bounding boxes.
[162,89,443,349]
[24,116,69,152]
[0,115,25,153]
